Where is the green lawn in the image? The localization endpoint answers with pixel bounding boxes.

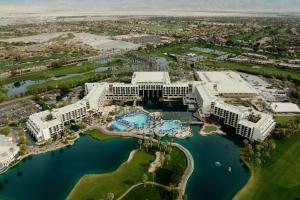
[67,150,155,200]
[123,185,177,200]
[274,116,299,127]
[235,134,300,200]
[203,125,218,133]
[3,62,101,84]
[26,72,111,94]
[84,129,120,141]
[156,145,187,186]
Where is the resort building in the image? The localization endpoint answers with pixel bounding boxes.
[27,71,275,142]
[212,101,276,141]
[0,135,19,167]
[269,102,300,114]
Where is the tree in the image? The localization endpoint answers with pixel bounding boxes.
[0,127,11,136]
[167,146,173,155]
[149,134,153,147]
[255,158,262,166]
[243,139,249,147]
[151,172,156,187]
[165,154,171,165]
[144,139,150,152]
[270,142,276,151]
[138,139,143,150]
[142,173,148,188]
[106,192,114,200]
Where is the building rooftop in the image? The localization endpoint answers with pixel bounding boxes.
[131,72,170,84]
[0,135,19,165]
[270,102,300,113]
[29,110,61,130]
[197,71,258,95]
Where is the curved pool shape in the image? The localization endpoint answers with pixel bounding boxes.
[123,114,148,129]
[110,122,129,131]
[160,120,180,134]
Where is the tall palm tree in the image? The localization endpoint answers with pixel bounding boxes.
[107,192,114,200]
[149,134,154,147]
[151,172,156,187]
[138,139,143,150]
[142,173,148,188]
[165,154,171,165]
[144,139,150,152]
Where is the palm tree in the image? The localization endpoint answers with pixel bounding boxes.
[138,139,143,150]
[149,134,153,147]
[167,146,173,155]
[142,173,148,188]
[165,154,171,165]
[144,139,150,152]
[151,172,156,187]
[157,135,161,150]
[107,192,114,200]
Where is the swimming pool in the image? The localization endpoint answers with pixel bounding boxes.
[160,120,180,134]
[123,114,148,129]
[110,122,129,131]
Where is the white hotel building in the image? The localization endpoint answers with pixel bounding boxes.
[27,71,275,142]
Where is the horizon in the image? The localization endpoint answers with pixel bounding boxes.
[0,0,300,17]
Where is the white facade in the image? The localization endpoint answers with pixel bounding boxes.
[212,101,276,141]
[27,71,275,142]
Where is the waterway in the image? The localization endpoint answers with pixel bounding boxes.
[0,136,137,200]
[0,102,250,200]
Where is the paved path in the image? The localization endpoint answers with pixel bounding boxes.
[173,143,194,200]
[117,181,172,200]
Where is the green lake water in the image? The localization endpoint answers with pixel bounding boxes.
[0,101,250,200]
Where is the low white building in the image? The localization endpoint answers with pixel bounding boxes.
[269,102,300,114]
[0,135,19,167]
[196,71,258,98]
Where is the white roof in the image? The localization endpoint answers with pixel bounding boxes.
[197,71,258,95]
[270,102,300,113]
[195,82,217,102]
[52,101,87,117]
[0,135,19,164]
[131,72,170,84]
[29,110,62,130]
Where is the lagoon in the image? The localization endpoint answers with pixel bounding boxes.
[0,136,137,200]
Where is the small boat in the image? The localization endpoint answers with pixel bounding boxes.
[215,161,222,167]
[228,166,232,172]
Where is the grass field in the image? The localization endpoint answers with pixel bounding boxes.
[123,185,176,200]
[235,134,300,200]
[26,71,110,94]
[203,125,218,133]
[274,115,299,127]
[84,129,120,141]
[156,145,187,186]
[3,62,101,84]
[67,149,155,200]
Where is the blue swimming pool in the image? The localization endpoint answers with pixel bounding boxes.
[123,114,148,129]
[110,122,129,131]
[160,120,180,134]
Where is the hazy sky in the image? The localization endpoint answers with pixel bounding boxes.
[0,0,299,16]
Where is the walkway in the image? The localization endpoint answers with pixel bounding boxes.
[173,143,194,200]
[117,181,173,200]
